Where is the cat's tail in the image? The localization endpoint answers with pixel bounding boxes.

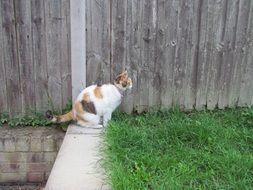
[45,110,73,123]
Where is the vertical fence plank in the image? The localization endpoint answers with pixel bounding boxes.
[148,0,160,109]
[205,0,226,109]
[61,0,71,108]
[181,0,200,110]
[111,0,127,76]
[86,0,110,86]
[111,0,137,113]
[120,0,134,113]
[195,0,209,109]
[197,0,228,110]
[0,0,8,112]
[31,0,49,112]
[217,0,239,109]
[137,0,158,112]
[159,0,177,108]
[1,0,22,116]
[127,0,143,113]
[238,0,253,106]
[173,0,189,108]
[229,0,250,106]
[45,0,63,111]
[15,0,35,113]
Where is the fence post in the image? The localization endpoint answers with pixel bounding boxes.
[70,0,86,101]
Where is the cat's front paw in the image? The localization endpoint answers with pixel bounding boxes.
[96,124,104,129]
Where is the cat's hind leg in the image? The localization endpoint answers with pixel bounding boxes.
[103,111,112,127]
[76,119,103,128]
[77,112,103,128]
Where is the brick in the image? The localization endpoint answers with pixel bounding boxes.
[45,162,54,172]
[28,162,46,172]
[16,137,30,151]
[30,138,42,152]
[0,152,26,162]
[0,162,27,172]
[0,172,27,183]
[56,137,64,151]
[45,171,51,180]
[3,138,16,152]
[44,152,57,162]
[27,152,44,163]
[43,138,55,152]
[0,139,4,151]
[27,172,44,182]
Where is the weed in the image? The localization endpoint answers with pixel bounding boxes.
[0,101,72,129]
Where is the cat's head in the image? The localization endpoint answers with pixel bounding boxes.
[114,70,132,90]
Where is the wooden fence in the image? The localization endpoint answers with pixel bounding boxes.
[86,0,253,113]
[0,0,71,116]
[0,0,253,116]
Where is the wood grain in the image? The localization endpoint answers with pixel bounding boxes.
[0,0,8,112]
[31,0,48,112]
[45,0,63,112]
[86,0,111,86]
[15,0,35,113]
[1,0,22,116]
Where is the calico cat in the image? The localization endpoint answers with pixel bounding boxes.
[46,70,132,128]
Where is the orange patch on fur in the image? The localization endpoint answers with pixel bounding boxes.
[94,86,103,99]
[83,93,90,102]
[74,101,84,114]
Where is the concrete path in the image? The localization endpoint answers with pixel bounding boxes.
[45,124,110,190]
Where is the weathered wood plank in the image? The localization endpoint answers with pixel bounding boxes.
[86,0,111,86]
[238,0,253,106]
[228,0,250,107]
[173,1,189,107]
[61,0,71,108]
[0,0,8,112]
[159,0,177,108]
[195,0,209,110]
[15,0,35,113]
[128,0,143,113]
[111,0,127,76]
[205,0,226,110]
[1,0,22,116]
[196,0,228,110]
[217,0,239,109]
[147,0,160,109]
[120,0,134,113]
[181,0,200,110]
[138,0,158,112]
[45,0,63,112]
[31,0,49,112]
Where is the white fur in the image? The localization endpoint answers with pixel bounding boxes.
[75,84,122,127]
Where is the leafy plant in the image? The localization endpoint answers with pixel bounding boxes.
[0,112,9,127]
[0,101,72,129]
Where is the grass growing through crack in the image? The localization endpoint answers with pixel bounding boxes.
[102,107,253,190]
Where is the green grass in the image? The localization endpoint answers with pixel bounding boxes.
[102,107,253,190]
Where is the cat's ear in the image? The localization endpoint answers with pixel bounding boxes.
[122,69,128,76]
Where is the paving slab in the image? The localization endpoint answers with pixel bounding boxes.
[45,124,110,190]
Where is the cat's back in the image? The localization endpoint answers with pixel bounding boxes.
[76,84,96,101]
[76,83,120,102]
